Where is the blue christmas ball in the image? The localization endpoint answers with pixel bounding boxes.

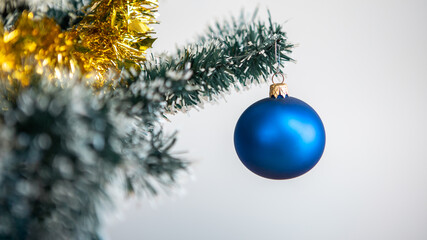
[234,96,326,179]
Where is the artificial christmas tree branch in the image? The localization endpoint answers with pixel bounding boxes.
[0,75,188,239]
[140,13,294,111]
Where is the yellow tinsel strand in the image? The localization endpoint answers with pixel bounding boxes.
[0,0,158,88]
[70,0,158,87]
[0,12,78,87]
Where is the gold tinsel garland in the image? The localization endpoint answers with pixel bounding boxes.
[0,0,158,88]
[0,12,77,87]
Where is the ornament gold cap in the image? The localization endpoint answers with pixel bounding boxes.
[269,72,288,98]
[270,83,288,98]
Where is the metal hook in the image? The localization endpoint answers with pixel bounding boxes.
[274,40,281,74]
[272,39,285,84]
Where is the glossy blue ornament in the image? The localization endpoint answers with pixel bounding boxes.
[234,84,325,180]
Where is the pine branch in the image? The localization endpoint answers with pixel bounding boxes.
[107,74,190,196]
[44,0,87,30]
[0,79,118,239]
[0,73,188,239]
[141,12,294,111]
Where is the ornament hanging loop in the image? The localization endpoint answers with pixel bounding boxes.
[271,72,285,84]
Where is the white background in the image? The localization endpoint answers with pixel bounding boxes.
[107,0,427,239]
